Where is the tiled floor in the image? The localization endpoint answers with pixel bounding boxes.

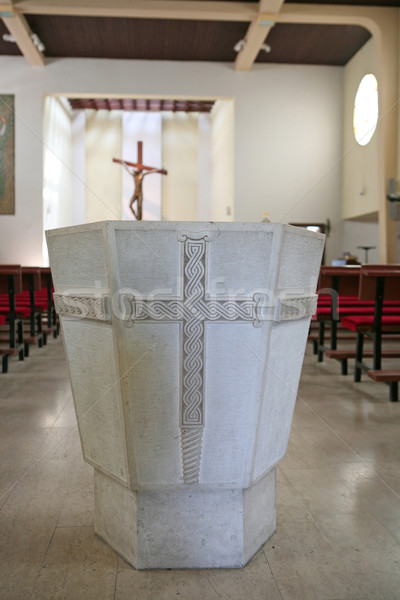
[0,337,400,600]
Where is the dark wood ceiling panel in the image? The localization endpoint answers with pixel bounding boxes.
[1,1,393,66]
[25,15,248,61]
[0,20,22,56]
[289,0,400,5]
[256,23,371,66]
[133,0,256,2]
[67,98,215,112]
[146,0,400,3]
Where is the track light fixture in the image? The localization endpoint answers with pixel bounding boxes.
[2,31,45,52]
[233,39,245,53]
[31,33,45,52]
[260,43,271,53]
[234,39,271,54]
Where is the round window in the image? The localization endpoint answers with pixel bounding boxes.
[353,74,378,146]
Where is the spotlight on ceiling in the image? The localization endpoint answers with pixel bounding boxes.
[30,33,45,52]
[2,33,15,43]
[233,39,246,53]
[260,43,272,53]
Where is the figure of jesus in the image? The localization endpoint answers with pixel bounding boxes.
[122,163,165,221]
[113,141,167,220]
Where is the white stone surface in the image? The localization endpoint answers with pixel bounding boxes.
[94,466,276,569]
[47,221,324,569]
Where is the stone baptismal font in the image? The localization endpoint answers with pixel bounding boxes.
[47,221,324,569]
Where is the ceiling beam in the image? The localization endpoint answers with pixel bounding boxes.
[258,0,284,12]
[0,4,14,16]
[2,7,45,65]
[11,0,390,29]
[13,0,259,22]
[261,3,389,34]
[234,2,390,71]
[6,0,391,71]
[235,0,284,72]
[234,18,273,72]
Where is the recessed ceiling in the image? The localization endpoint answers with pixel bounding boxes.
[0,0,397,69]
[289,0,399,4]
[255,23,371,65]
[67,97,216,113]
[24,16,249,62]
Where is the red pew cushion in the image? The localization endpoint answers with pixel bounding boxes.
[316,306,400,316]
[341,315,400,332]
[0,306,31,319]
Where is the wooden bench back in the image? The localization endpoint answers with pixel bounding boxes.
[21,267,42,292]
[359,265,400,301]
[0,265,22,294]
[318,266,360,296]
[38,267,53,288]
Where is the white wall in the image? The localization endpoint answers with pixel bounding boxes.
[0,88,47,266]
[340,38,383,263]
[233,66,343,230]
[211,99,234,221]
[198,113,212,221]
[85,109,122,222]
[396,9,400,262]
[162,112,198,221]
[342,39,379,220]
[71,110,86,226]
[341,220,380,264]
[42,96,73,264]
[0,56,343,265]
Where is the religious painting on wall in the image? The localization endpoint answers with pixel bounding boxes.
[0,95,15,215]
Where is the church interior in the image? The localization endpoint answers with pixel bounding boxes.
[0,0,400,598]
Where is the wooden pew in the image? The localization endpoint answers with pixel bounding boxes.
[0,265,25,372]
[38,267,58,341]
[0,267,47,355]
[314,266,361,361]
[325,348,400,376]
[21,266,44,353]
[339,265,400,400]
[368,370,399,402]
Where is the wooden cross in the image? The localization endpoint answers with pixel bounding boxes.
[113,141,167,220]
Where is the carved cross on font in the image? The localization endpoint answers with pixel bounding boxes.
[125,230,265,484]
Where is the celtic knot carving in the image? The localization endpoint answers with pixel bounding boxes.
[182,238,206,428]
[181,427,203,485]
[133,300,189,320]
[54,294,109,321]
[276,295,318,321]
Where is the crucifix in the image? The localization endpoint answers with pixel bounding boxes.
[113,141,167,220]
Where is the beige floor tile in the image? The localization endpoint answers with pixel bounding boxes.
[57,461,94,527]
[30,526,118,600]
[115,548,283,600]
[264,509,400,600]
[0,566,42,600]
[1,338,400,600]
[284,425,358,468]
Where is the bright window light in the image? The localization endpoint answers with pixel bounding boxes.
[353,74,378,146]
